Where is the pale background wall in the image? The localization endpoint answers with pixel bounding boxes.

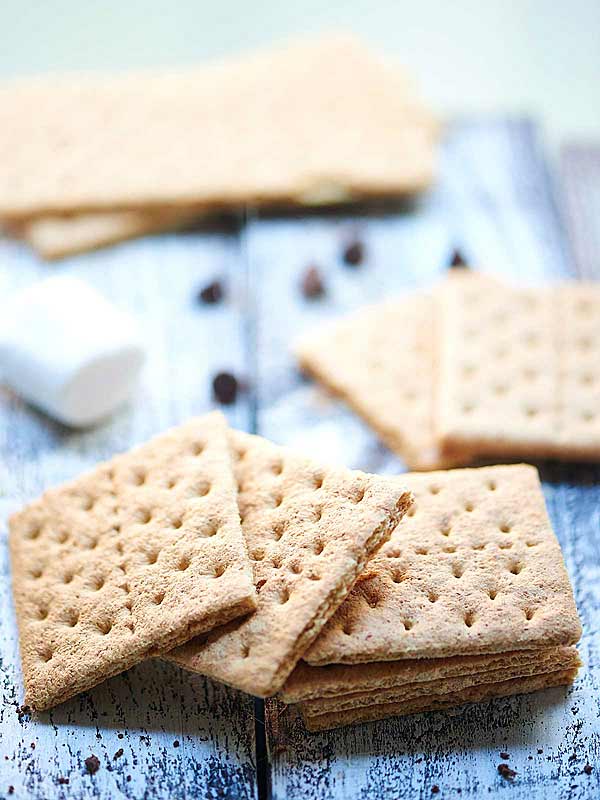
[1,0,599,153]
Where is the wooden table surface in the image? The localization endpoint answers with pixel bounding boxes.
[0,119,598,799]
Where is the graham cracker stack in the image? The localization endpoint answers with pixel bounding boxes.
[279,464,582,730]
[0,35,437,257]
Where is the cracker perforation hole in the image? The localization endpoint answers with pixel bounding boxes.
[352,487,366,504]
[386,546,401,558]
[271,556,282,569]
[89,575,105,591]
[279,587,290,604]
[96,620,112,635]
[472,543,485,551]
[213,564,226,578]
[85,537,98,550]
[272,492,283,509]
[25,523,41,540]
[195,482,211,498]
[440,526,451,537]
[443,545,456,553]
[172,517,183,530]
[452,563,464,579]
[241,643,250,659]
[272,521,286,541]
[415,547,428,555]
[402,620,413,631]
[251,548,265,561]
[464,502,474,512]
[166,477,177,489]
[487,480,497,491]
[191,441,205,456]
[271,461,283,476]
[525,608,535,621]
[62,609,79,627]
[429,485,441,495]
[38,647,53,663]
[524,407,539,418]
[146,550,159,565]
[313,539,324,555]
[499,542,513,550]
[342,623,353,636]
[131,469,146,486]
[153,592,165,605]
[54,530,69,544]
[203,520,220,538]
[313,506,323,523]
[81,496,94,511]
[177,556,191,571]
[137,509,152,525]
[509,562,523,575]
[488,589,498,600]
[313,474,324,490]
[61,571,73,584]
[289,559,302,574]
[428,592,438,603]
[36,605,49,621]
[464,611,476,628]
[526,541,538,548]
[500,523,511,533]
[308,571,321,581]
[115,541,124,555]
[493,383,508,396]
[391,569,404,584]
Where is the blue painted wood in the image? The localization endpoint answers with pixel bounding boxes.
[0,229,258,799]
[247,120,600,799]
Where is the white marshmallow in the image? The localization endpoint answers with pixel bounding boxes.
[0,276,145,427]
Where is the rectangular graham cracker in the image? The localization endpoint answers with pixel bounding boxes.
[298,646,581,715]
[13,207,200,260]
[295,292,469,471]
[0,35,437,220]
[9,412,256,711]
[166,430,412,697]
[301,668,579,731]
[305,464,581,666]
[436,273,600,460]
[281,644,578,703]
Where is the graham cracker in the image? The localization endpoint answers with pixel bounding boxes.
[281,644,578,703]
[166,430,412,697]
[437,274,600,460]
[15,207,198,260]
[9,412,255,711]
[299,646,581,715]
[301,668,578,730]
[305,464,581,665]
[295,292,468,471]
[0,35,437,220]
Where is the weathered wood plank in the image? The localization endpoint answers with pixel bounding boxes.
[249,119,599,798]
[0,229,258,799]
[561,144,600,279]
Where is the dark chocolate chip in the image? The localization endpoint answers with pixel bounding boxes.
[118,733,124,739]
[8,787,14,795]
[85,755,101,775]
[584,764,592,775]
[497,764,517,780]
[57,777,69,785]
[113,748,124,760]
[342,239,365,267]
[301,266,325,299]
[537,748,543,754]
[431,787,440,795]
[212,372,239,405]
[449,249,468,268]
[198,280,224,305]
[173,740,180,748]
[500,752,510,760]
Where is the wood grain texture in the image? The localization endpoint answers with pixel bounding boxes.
[0,227,258,798]
[248,120,599,798]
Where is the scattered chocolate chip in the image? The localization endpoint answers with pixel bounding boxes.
[118,733,124,739]
[173,740,180,748]
[500,751,510,760]
[30,742,35,750]
[16,704,31,722]
[537,748,543,754]
[198,280,224,305]
[300,266,326,299]
[57,777,69,785]
[584,764,592,775]
[431,786,440,795]
[497,764,517,780]
[449,249,468,269]
[84,755,101,775]
[256,579,267,593]
[212,371,239,405]
[113,748,124,760]
[126,775,132,782]
[8,787,14,795]
[342,239,365,267]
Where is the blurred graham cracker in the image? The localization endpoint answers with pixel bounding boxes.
[281,644,578,703]
[13,207,199,259]
[301,668,578,730]
[295,292,469,470]
[9,412,255,710]
[298,646,581,715]
[166,429,412,697]
[437,273,600,460]
[305,464,581,665]
[0,34,437,220]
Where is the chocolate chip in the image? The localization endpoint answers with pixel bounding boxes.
[342,239,365,267]
[113,748,124,760]
[500,752,510,760]
[212,372,239,405]
[16,704,31,722]
[497,764,516,780]
[85,755,101,775]
[256,579,267,593]
[584,764,592,775]
[449,249,468,268]
[118,733,124,739]
[173,740,180,748]
[8,787,14,795]
[57,777,69,785]
[537,748,543,754]
[301,266,325,299]
[198,280,224,305]
[431,786,440,795]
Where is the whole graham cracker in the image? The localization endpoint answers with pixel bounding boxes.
[436,274,600,460]
[281,644,578,703]
[15,207,199,260]
[305,464,581,665]
[295,292,469,471]
[301,668,578,731]
[299,646,581,715]
[166,430,412,697]
[9,412,255,711]
[0,35,437,220]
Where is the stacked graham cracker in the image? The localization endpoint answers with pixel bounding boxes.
[296,271,600,471]
[0,35,437,259]
[279,465,581,730]
[8,413,580,732]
